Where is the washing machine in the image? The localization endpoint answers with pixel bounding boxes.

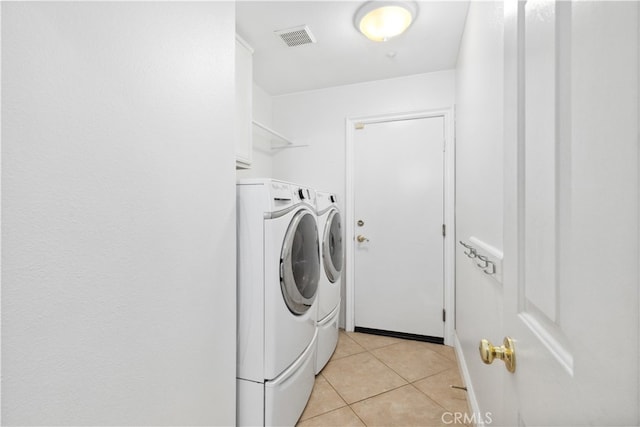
[314,191,343,374]
[236,179,320,426]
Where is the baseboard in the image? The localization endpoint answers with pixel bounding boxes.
[453,332,486,427]
[354,326,444,345]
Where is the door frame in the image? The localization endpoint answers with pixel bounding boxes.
[344,107,456,345]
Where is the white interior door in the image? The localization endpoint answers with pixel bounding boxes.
[498,1,640,425]
[353,116,444,339]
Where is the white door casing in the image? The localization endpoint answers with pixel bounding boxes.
[354,116,444,338]
[500,1,639,426]
[345,109,456,344]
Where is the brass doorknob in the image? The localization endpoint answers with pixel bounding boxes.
[479,337,516,373]
[356,235,369,242]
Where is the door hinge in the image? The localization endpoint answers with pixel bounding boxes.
[442,309,446,322]
[442,224,446,237]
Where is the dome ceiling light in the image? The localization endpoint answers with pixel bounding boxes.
[354,1,418,42]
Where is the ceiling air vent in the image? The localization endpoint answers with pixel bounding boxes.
[274,25,316,47]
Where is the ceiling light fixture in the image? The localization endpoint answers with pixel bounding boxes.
[354,1,418,42]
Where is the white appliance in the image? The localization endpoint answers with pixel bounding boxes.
[236,179,319,426]
[314,191,343,374]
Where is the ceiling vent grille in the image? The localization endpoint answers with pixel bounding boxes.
[274,25,316,47]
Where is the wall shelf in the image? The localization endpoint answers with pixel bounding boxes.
[252,120,307,150]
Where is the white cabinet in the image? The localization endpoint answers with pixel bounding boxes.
[235,35,253,169]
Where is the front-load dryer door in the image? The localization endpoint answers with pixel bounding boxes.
[280,209,320,315]
[322,210,343,283]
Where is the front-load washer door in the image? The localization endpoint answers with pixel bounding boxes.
[280,209,320,315]
[322,210,343,283]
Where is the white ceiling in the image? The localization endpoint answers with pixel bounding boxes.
[236,1,470,96]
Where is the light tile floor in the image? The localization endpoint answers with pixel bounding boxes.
[297,330,471,427]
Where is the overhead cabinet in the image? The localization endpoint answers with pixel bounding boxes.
[235,35,303,168]
[235,35,253,169]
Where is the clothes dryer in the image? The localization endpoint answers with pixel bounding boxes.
[236,179,320,426]
[315,191,343,374]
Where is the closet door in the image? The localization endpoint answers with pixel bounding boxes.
[499,2,639,425]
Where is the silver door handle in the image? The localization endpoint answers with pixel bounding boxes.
[357,235,369,242]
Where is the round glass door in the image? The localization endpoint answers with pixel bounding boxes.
[280,209,320,315]
[323,210,343,283]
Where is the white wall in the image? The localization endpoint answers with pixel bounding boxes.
[1,3,236,425]
[271,71,455,325]
[236,83,275,179]
[454,1,505,423]
[272,71,455,193]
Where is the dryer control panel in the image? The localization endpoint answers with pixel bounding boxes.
[297,188,311,200]
[267,181,315,211]
[316,191,338,213]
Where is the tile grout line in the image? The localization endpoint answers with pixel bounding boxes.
[348,345,407,427]
[328,347,367,362]
[366,340,454,385]
[410,365,456,384]
[321,352,409,407]
[307,332,472,425]
[318,371,349,411]
[302,371,367,426]
[345,332,408,352]
[357,340,471,417]
[320,341,411,417]
[297,372,348,422]
[411,369,476,415]
[408,381,451,413]
[366,343,414,383]
[329,332,367,362]
[334,346,411,405]
[355,346,452,417]
[347,403,369,427]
